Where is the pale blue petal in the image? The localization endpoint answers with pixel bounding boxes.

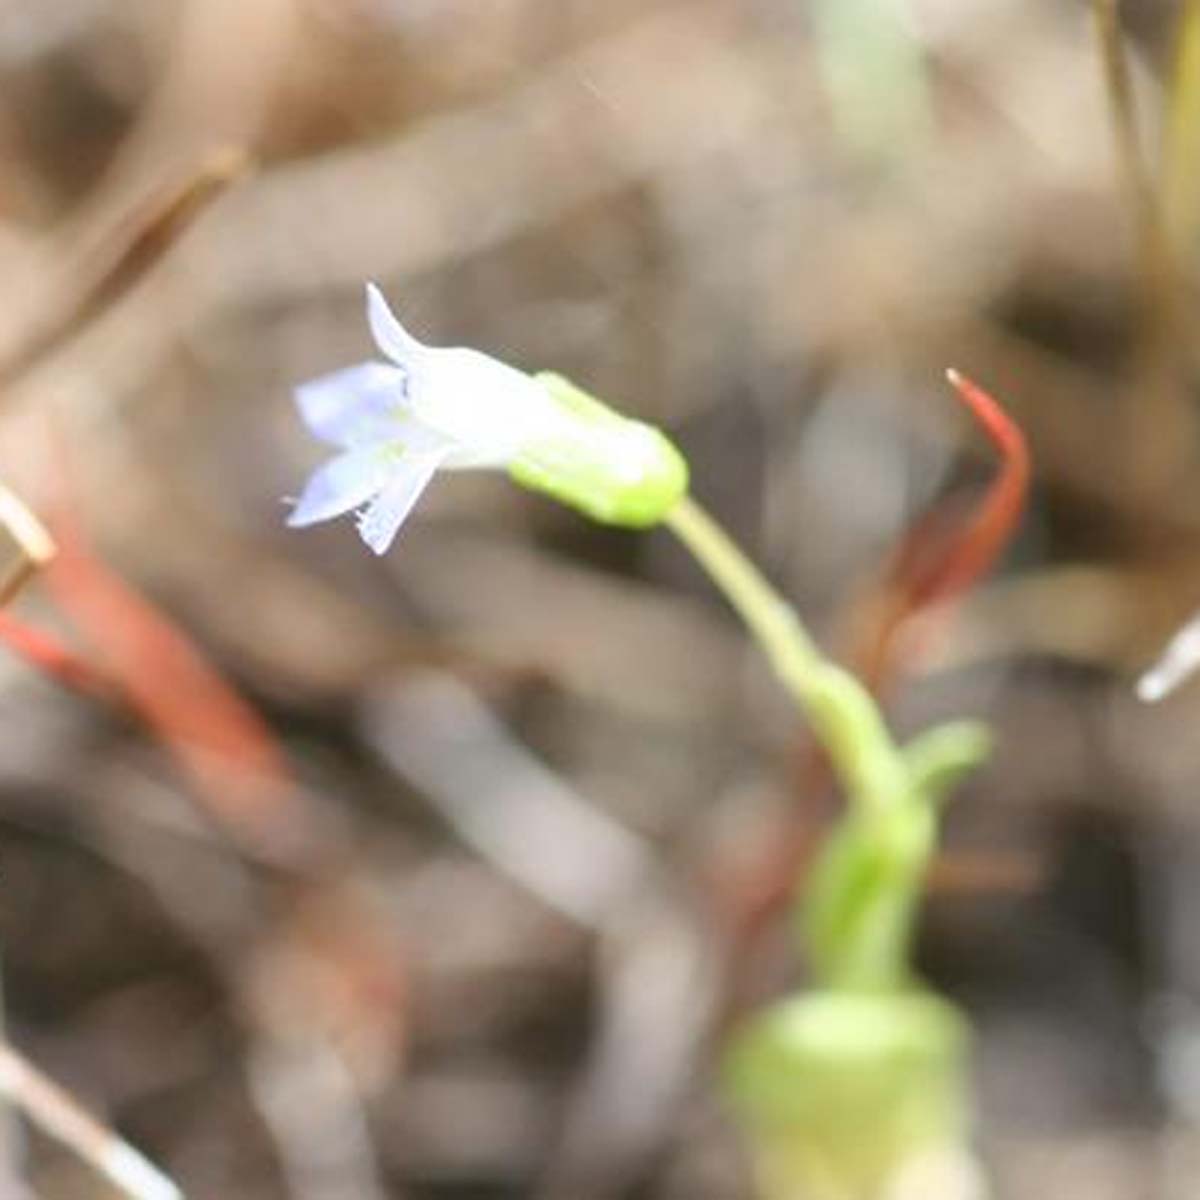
[355,452,446,554]
[295,361,407,447]
[287,449,390,528]
[366,283,425,365]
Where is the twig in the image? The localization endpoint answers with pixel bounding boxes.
[0,482,55,608]
[45,501,299,860]
[0,148,249,389]
[0,610,115,699]
[0,1040,182,1200]
[37,425,311,865]
[0,445,311,864]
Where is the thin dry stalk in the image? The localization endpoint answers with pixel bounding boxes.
[0,1040,182,1200]
[1163,0,1200,250]
[0,148,249,389]
[1092,0,1193,506]
[1093,0,1158,243]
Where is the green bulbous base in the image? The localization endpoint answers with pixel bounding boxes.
[724,990,971,1200]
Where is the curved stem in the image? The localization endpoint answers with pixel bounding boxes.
[665,495,908,818]
[664,495,821,703]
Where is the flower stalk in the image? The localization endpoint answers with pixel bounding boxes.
[665,488,990,1199]
[287,294,1003,1199]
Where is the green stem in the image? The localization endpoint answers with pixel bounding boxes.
[665,495,907,817]
[664,494,822,703]
[665,495,986,989]
[670,498,981,1185]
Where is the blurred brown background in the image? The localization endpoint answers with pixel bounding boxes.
[0,0,1198,1196]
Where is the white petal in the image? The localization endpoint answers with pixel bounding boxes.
[388,414,460,457]
[287,449,390,528]
[355,453,446,554]
[295,361,408,447]
[409,347,560,462]
[366,283,426,364]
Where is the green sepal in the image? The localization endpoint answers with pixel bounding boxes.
[508,372,689,528]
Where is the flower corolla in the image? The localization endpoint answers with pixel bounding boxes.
[288,285,687,553]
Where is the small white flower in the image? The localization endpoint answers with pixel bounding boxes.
[288,284,688,553]
[288,283,569,554]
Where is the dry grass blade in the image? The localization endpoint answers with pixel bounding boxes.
[1092,0,1158,246]
[933,371,1031,602]
[1092,0,1193,498]
[848,371,1030,694]
[0,147,250,389]
[1163,0,1200,249]
[0,1040,181,1200]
